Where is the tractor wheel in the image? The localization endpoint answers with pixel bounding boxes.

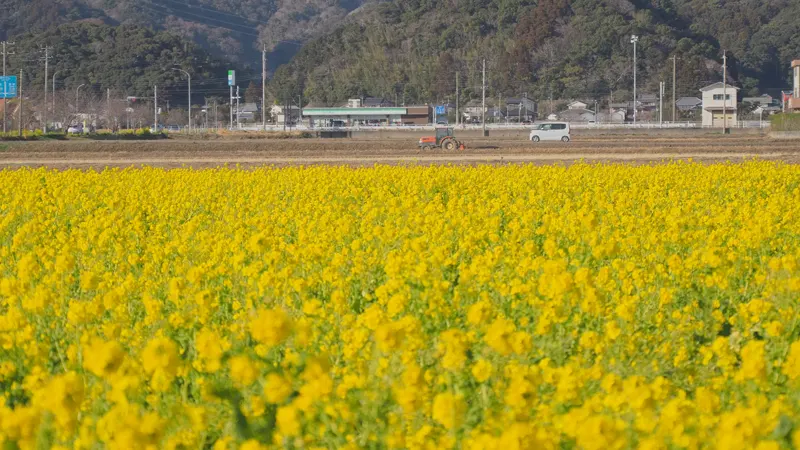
[561,136,570,142]
[443,139,456,151]
[422,145,432,151]
[531,136,540,142]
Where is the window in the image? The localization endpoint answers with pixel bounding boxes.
[713,94,731,101]
[552,124,567,130]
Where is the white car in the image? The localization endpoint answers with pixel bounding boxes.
[67,125,83,134]
[529,122,570,142]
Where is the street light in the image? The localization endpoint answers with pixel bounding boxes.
[630,35,639,126]
[52,70,60,117]
[76,84,86,114]
[171,68,191,132]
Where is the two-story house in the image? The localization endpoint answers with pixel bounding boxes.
[789,60,800,112]
[700,82,739,127]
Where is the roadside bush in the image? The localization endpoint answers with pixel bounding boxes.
[770,113,800,131]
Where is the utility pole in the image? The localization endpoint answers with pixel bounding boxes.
[42,46,51,133]
[106,88,110,129]
[52,70,59,116]
[262,43,267,131]
[17,70,22,136]
[229,85,233,130]
[722,50,727,134]
[2,41,14,134]
[236,85,240,129]
[631,35,639,125]
[524,92,528,121]
[455,71,459,126]
[498,92,501,124]
[482,58,486,136]
[154,85,158,130]
[76,84,85,115]
[214,101,218,129]
[171,68,191,132]
[659,81,664,125]
[672,55,677,122]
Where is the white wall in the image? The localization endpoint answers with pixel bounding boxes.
[702,87,738,127]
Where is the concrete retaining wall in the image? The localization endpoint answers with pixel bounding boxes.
[769,131,800,140]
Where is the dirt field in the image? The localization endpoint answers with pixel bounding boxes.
[0,132,796,169]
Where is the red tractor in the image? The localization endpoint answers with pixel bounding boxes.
[418,127,466,151]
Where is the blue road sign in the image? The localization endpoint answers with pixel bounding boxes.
[0,76,17,99]
[435,105,446,115]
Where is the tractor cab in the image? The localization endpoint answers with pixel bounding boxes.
[436,127,454,141]
[419,127,466,151]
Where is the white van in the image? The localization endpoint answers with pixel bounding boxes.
[529,122,570,142]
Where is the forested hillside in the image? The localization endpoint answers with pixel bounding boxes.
[0,0,370,68]
[269,0,800,105]
[5,23,237,101]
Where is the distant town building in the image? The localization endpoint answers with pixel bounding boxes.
[789,60,800,112]
[557,108,595,122]
[676,97,702,111]
[700,82,739,127]
[237,103,259,122]
[270,105,300,126]
[742,94,776,106]
[566,101,588,110]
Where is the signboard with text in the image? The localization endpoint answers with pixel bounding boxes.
[227,70,236,86]
[0,76,17,99]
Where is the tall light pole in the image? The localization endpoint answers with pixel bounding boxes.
[172,68,191,132]
[76,84,85,114]
[722,50,727,134]
[631,35,639,126]
[52,70,60,115]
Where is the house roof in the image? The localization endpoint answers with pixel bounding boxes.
[239,103,259,112]
[638,94,657,102]
[558,108,596,120]
[567,100,587,106]
[700,82,740,91]
[676,97,702,106]
[742,94,775,104]
[363,97,395,107]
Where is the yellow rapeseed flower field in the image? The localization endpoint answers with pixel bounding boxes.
[1,162,800,449]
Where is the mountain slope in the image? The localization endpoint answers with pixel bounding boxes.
[0,0,371,68]
[5,22,237,102]
[269,0,800,105]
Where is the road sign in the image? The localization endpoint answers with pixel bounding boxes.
[435,105,446,115]
[227,70,236,86]
[0,76,18,99]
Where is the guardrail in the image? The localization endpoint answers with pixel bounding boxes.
[184,121,771,133]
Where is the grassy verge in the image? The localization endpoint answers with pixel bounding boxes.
[770,113,800,131]
[169,130,315,140]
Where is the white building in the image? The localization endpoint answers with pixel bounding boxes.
[567,101,588,110]
[700,82,739,127]
[270,105,300,126]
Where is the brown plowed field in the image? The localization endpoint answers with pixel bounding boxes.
[0,132,797,169]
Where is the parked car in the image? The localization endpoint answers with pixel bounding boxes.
[529,122,570,142]
[165,125,181,132]
[67,124,83,134]
[149,125,164,133]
